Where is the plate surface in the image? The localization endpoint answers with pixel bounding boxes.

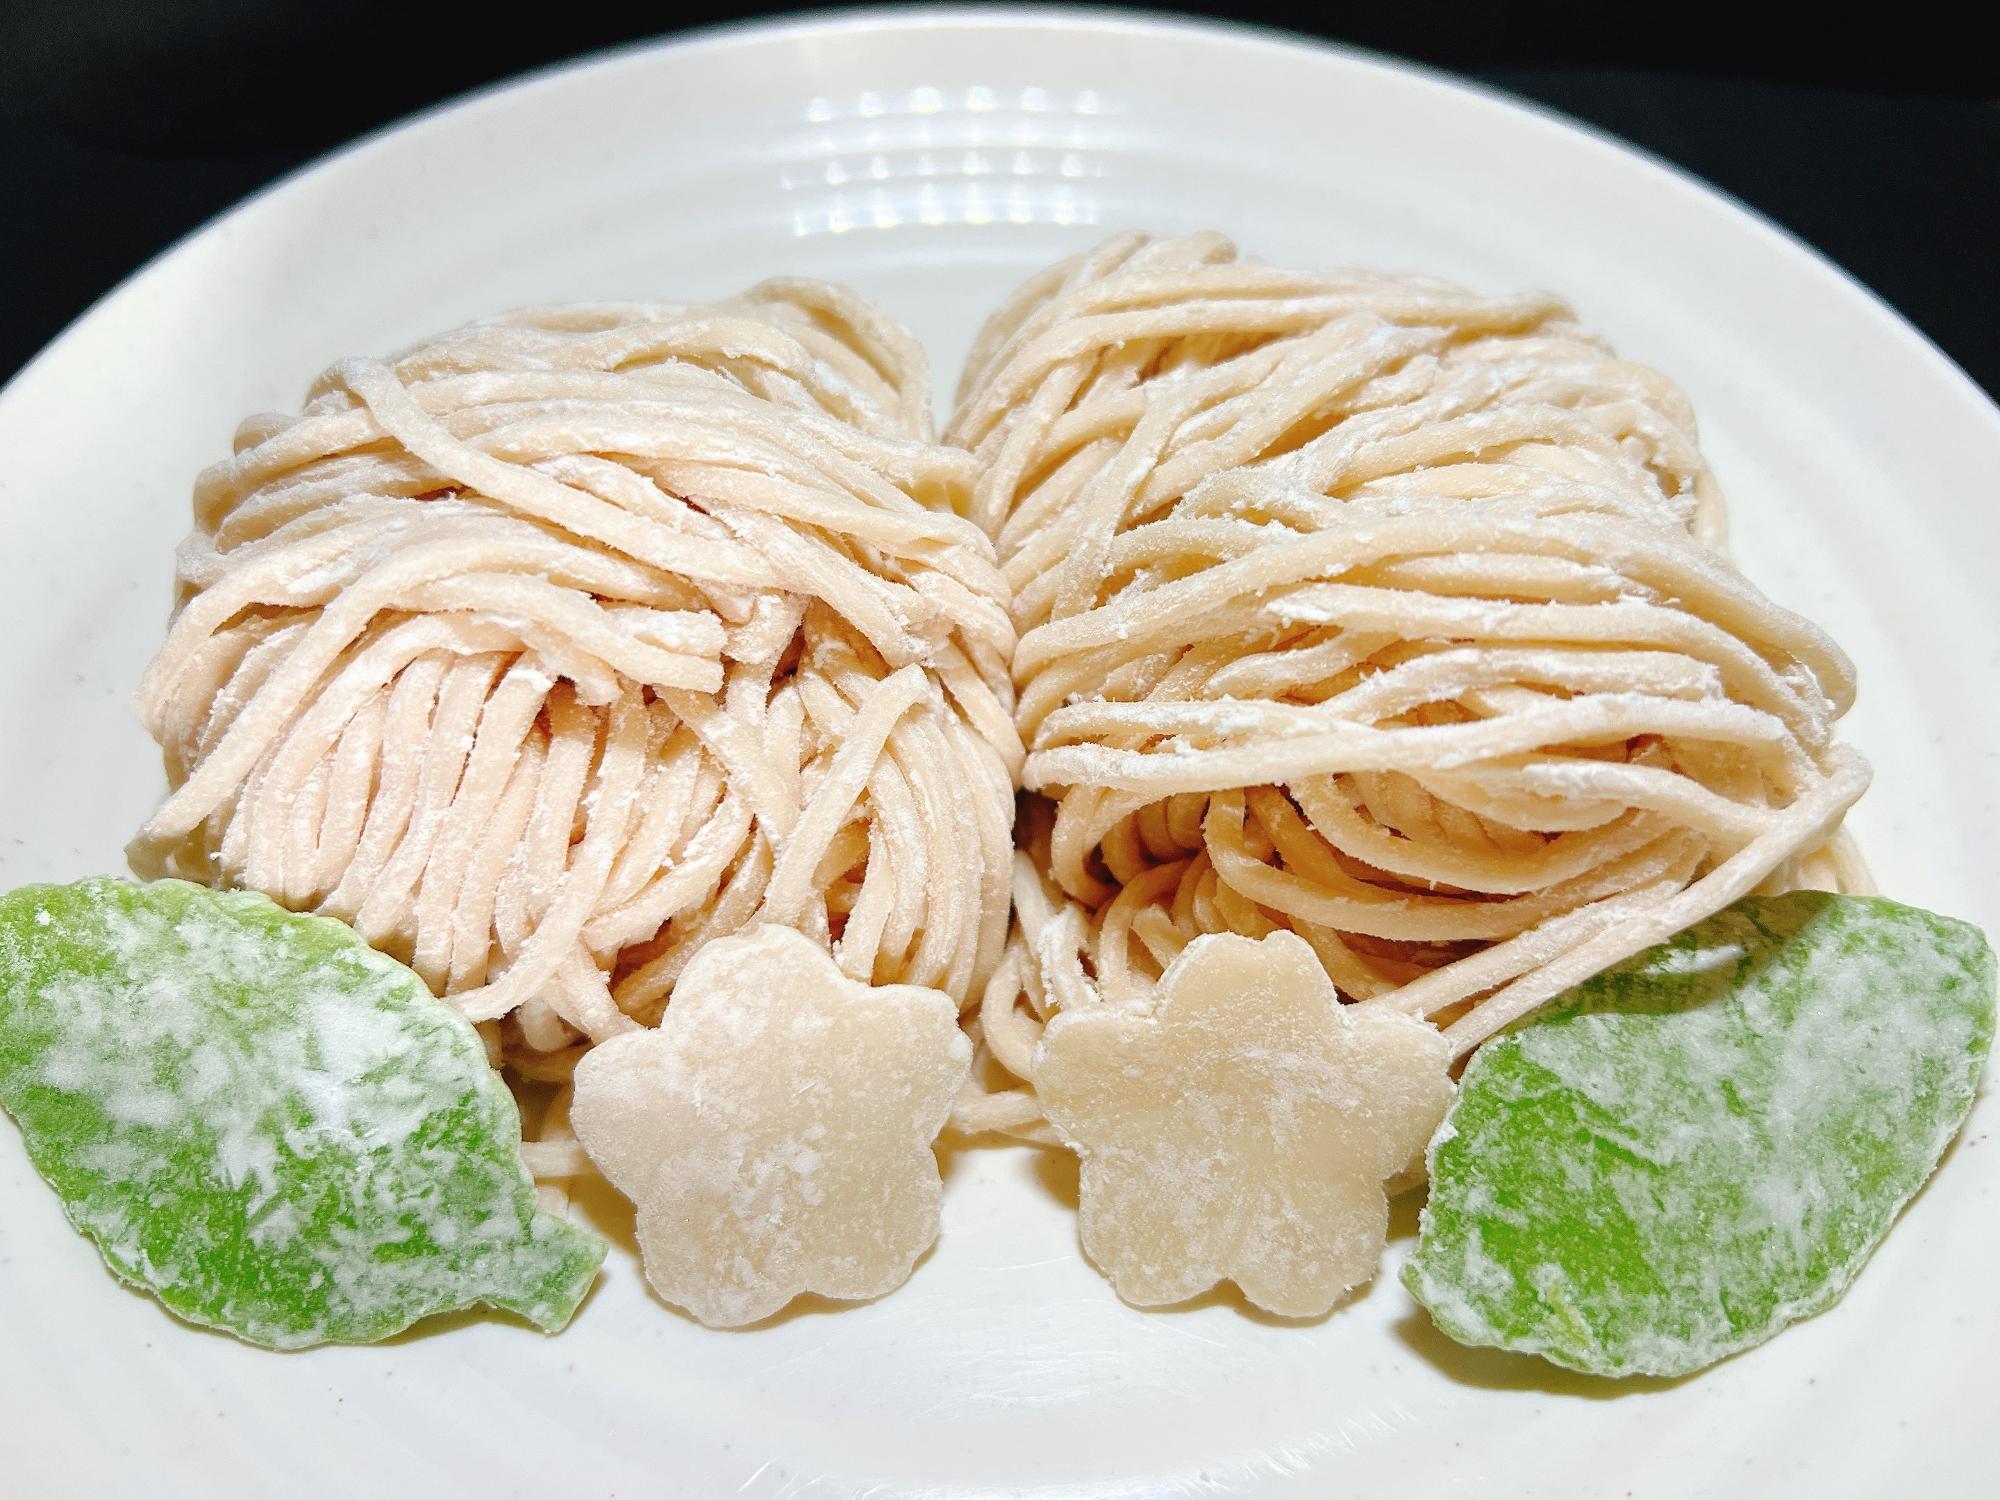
[2,10,1996,1496]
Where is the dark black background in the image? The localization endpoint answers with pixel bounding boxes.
[2,1,1996,396]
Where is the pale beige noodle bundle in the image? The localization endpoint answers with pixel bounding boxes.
[131,282,1021,1112]
[944,232,1869,1140]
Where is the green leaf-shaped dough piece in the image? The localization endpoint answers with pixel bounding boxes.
[1404,891,1995,1378]
[0,878,604,1349]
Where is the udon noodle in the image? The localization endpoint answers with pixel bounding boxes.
[130,281,1020,1093]
[945,232,1869,1140]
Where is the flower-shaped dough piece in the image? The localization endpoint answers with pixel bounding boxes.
[570,925,971,1328]
[1036,929,1453,1317]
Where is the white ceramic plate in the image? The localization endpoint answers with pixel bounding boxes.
[3,10,1996,1495]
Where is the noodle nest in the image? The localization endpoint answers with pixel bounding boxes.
[944,232,1869,1137]
[131,281,1020,1084]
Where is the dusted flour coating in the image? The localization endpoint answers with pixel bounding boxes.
[1035,929,1453,1317]
[0,878,603,1348]
[570,925,971,1328]
[1404,891,1996,1377]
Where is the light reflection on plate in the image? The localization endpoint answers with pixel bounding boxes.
[783,84,1114,234]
